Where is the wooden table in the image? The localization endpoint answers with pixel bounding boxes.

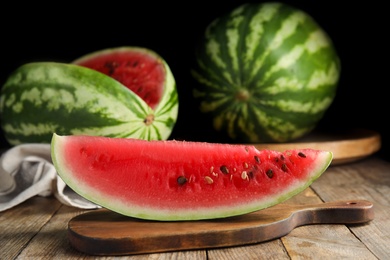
[1,156,389,259]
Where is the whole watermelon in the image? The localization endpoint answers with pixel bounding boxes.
[191,2,341,143]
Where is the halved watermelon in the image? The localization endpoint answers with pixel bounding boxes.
[51,133,333,221]
[0,47,178,146]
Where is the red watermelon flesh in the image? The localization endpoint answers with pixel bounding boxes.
[51,133,333,221]
[73,48,165,110]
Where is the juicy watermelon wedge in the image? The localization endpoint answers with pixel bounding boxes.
[51,133,333,221]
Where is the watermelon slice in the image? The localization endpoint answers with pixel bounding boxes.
[51,133,333,221]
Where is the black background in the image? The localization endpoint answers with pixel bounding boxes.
[1,1,388,160]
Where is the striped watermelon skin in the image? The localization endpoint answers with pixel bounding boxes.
[0,61,178,145]
[192,2,341,143]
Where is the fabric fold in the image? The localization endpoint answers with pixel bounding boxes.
[0,144,100,212]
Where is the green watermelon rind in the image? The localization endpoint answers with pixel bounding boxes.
[192,2,341,143]
[0,60,178,145]
[51,133,333,221]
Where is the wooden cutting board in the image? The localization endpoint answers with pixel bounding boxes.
[68,200,374,256]
[249,129,381,165]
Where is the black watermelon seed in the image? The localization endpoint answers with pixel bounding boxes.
[177,176,187,185]
[220,165,229,174]
[266,169,274,178]
[298,152,306,158]
[254,155,260,163]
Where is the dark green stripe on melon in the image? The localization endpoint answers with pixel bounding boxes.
[192,2,341,143]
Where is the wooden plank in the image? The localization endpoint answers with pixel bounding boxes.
[15,203,87,259]
[281,187,376,259]
[15,203,207,259]
[311,157,390,259]
[282,224,377,259]
[0,197,62,260]
[208,240,290,260]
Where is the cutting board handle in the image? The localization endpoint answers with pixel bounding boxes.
[286,200,374,225]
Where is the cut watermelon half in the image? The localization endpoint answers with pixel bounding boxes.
[0,46,178,146]
[51,133,333,221]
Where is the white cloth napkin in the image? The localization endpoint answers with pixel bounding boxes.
[0,144,100,212]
